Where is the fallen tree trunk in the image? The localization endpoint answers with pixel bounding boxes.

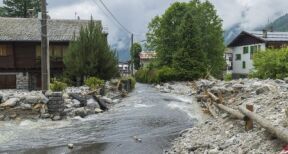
[216,104,245,120]
[207,91,220,103]
[239,106,288,143]
[206,91,244,120]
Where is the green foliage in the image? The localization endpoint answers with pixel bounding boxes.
[224,73,232,81]
[84,77,104,90]
[253,48,288,79]
[1,0,40,17]
[131,43,142,70]
[64,18,119,82]
[135,67,178,83]
[146,0,225,80]
[50,81,68,92]
[121,76,136,89]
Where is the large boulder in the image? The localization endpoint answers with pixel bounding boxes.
[74,107,87,118]
[86,98,100,110]
[0,98,19,108]
[100,96,112,104]
[24,96,40,104]
[256,86,270,95]
[72,99,81,108]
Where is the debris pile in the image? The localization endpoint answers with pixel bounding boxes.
[0,80,128,121]
[166,79,288,153]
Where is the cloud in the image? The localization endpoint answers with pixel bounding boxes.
[2,0,288,60]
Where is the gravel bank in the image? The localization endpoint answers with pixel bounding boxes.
[158,79,288,154]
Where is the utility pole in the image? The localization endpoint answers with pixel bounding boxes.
[131,33,134,75]
[41,0,49,90]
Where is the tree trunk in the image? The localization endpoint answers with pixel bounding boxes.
[216,104,245,120]
[239,106,288,143]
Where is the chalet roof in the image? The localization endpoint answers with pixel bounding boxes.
[247,31,288,42]
[0,17,101,42]
[228,31,288,47]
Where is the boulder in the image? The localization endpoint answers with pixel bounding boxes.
[74,107,87,118]
[256,86,270,95]
[95,108,103,113]
[41,113,50,119]
[0,98,19,107]
[72,99,81,108]
[19,103,32,110]
[39,94,49,104]
[24,96,40,104]
[86,98,100,109]
[52,115,61,121]
[100,96,113,104]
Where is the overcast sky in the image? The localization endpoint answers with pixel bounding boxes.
[1,0,288,60]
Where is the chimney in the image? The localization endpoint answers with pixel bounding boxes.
[263,29,268,38]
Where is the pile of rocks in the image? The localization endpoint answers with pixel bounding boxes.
[0,82,125,121]
[155,82,195,96]
[168,78,288,153]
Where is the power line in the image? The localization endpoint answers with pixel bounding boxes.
[98,0,132,34]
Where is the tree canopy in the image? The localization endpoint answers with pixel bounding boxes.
[146,0,225,79]
[131,43,142,70]
[0,0,40,18]
[64,19,119,81]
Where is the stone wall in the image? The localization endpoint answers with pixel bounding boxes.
[16,73,29,90]
[46,92,65,116]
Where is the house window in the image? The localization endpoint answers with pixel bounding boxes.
[36,45,68,59]
[242,61,246,69]
[243,46,249,54]
[0,45,10,56]
[236,54,241,60]
[250,45,257,59]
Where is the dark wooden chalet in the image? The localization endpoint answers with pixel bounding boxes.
[0,17,100,90]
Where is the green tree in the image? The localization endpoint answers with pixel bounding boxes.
[1,0,40,18]
[131,43,142,70]
[252,48,288,79]
[146,0,225,79]
[64,18,119,82]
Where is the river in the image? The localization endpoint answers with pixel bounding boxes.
[0,83,205,154]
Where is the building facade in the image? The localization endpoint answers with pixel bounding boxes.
[139,51,156,67]
[228,31,288,78]
[0,17,101,90]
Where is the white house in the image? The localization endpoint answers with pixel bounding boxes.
[228,30,288,78]
[139,51,156,67]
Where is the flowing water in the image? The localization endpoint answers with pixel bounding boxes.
[0,84,205,154]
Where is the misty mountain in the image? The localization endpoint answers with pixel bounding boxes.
[224,13,288,46]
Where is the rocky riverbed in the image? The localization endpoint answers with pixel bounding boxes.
[0,81,126,122]
[156,79,288,154]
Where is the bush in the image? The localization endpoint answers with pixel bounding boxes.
[84,77,105,90]
[224,73,232,81]
[50,81,68,92]
[253,48,288,79]
[121,76,136,89]
[135,67,178,83]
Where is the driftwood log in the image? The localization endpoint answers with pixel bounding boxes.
[216,104,245,120]
[239,106,288,143]
[206,91,245,120]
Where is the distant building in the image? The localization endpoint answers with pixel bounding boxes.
[118,62,130,76]
[139,51,156,67]
[228,30,288,78]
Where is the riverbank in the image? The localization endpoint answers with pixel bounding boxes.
[157,79,288,153]
[0,80,127,122]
